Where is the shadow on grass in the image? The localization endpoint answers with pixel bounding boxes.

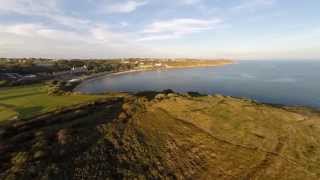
[15,106,44,119]
[0,98,125,179]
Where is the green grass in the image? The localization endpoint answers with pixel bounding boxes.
[1,92,320,179]
[0,84,105,121]
[0,80,6,86]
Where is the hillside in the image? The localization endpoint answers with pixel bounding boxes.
[1,92,320,179]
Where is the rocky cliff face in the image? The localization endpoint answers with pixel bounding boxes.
[1,92,320,179]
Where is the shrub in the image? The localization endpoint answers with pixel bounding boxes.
[46,80,81,95]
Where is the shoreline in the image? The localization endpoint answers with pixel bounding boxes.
[74,62,234,92]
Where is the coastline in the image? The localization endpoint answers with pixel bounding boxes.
[74,61,234,92]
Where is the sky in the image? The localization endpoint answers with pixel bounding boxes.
[0,0,319,60]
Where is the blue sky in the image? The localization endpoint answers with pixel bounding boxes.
[0,0,319,59]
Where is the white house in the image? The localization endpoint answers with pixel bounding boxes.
[154,63,163,67]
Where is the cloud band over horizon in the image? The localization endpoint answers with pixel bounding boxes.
[0,0,319,60]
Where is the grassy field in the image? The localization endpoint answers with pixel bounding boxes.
[0,84,105,121]
[1,92,320,179]
[165,59,232,67]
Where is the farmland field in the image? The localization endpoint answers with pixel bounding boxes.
[0,84,105,121]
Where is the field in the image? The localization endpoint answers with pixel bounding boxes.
[0,84,106,121]
[1,92,320,179]
[165,59,232,67]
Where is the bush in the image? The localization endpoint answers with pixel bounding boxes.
[46,80,80,95]
[187,91,205,97]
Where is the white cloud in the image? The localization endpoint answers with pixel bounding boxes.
[90,25,131,45]
[138,34,179,41]
[0,0,91,30]
[178,0,202,5]
[0,23,89,42]
[0,0,154,58]
[232,0,276,11]
[0,23,161,58]
[105,0,147,13]
[1,0,318,60]
[140,18,223,41]
[120,21,129,27]
[47,14,91,29]
[143,18,218,34]
[1,24,41,36]
[0,0,59,15]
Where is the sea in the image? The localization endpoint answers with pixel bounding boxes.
[75,60,320,108]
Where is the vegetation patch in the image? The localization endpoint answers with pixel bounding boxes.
[0,84,107,121]
[46,80,81,95]
[1,92,320,179]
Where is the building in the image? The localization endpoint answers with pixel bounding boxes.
[154,63,163,67]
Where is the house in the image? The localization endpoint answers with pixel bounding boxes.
[154,63,163,67]
[23,74,37,78]
[71,65,88,73]
[68,78,81,83]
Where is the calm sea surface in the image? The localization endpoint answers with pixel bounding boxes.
[76,60,320,108]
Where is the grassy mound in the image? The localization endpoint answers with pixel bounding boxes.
[1,93,320,179]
